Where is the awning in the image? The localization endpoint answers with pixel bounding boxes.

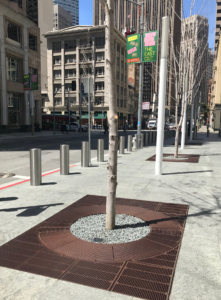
[94,112,107,120]
[81,114,89,119]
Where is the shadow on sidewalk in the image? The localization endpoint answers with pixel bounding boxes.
[0,203,63,217]
[163,170,213,175]
[0,197,18,202]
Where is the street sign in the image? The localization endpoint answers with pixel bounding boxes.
[142,31,158,63]
[126,33,141,64]
[142,102,150,110]
[24,74,38,90]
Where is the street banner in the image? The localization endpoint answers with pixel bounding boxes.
[142,102,150,110]
[128,64,135,88]
[126,33,141,64]
[24,74,38,90]
[24,74,31,90]
[143,31,158,63]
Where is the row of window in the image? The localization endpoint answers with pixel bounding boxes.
[54,82,105,93]
[53,53,105,64]
[53,67,105,79]
[53,37,106,52]
[6,20,37,51]
[117,85,127,96]
[116,72,127,83]
[117,99,127,109]
[6,56,37,82]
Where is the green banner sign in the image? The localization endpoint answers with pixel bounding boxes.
[24,74,38,90]
[126,33,141,64]
[143,31,158,63]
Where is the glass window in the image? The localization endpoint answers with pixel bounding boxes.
[54,56,61,64]
[7,57,20,82]
[65,55,76,63]
[29,34,37,51]
[54,70,61,78]
[65,69,76,78]
[65,40,76,50]
[7,21,21,43]
[96,52,105,61]
[53,42,61,52]
[29,67,38,75]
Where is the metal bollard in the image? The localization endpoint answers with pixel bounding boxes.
[135,134,139,149]
[207,128,209,138]
[127,135,132,152]
[97,139,104,162]
[119,136,125,154]
[141,133,144,148]
[60,145,69,175]
[81,141,89,167]
[149,131,153,144]
[145,132,149,146]
[30,148,41,186]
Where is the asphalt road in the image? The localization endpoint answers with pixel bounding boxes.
[0,130,138,184]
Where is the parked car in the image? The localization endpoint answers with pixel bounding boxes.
[70,122,88,132]
[169,123,176,130]
[147,119,157,130]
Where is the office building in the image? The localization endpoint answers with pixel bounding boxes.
[0,0,41,132]
[215,1,221,54]
[53,0,79,26]
[53,4,73,31]
[93,0,182,116]
[44,25,138,128]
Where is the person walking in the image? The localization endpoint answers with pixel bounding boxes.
[104,124,108,135]
[123,124,126,135]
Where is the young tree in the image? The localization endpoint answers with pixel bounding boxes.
[100,0,118,230]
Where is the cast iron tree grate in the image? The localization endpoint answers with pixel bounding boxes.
[146,154,200,163]
[0,195,189,300]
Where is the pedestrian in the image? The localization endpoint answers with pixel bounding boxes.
[104,124,108,135]
[123,124,126,135]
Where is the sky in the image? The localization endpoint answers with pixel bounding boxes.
[79,0,216,50]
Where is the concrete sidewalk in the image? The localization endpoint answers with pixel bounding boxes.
[0,127,221,300]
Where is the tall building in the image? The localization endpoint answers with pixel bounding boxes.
[93,0,182,116]
[53,0,79,26]
[0,0,41,132]
[207,48,214,81]
[215,1,221,54]
[53,4,73,30]
[38,0,54,107]
[44,25,138,128]
[180,15,209,119]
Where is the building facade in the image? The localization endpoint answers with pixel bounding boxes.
[93,0,182,116]
[215,1,221,54]
[0,0,41,132]
[180,15,209,110]
[53,4,73,31]
[44,25,137,128]
[53,0,79,26]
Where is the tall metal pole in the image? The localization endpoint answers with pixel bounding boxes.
[88,78,91,165]
[155,17,169,176]
[30,90,35,136]
[53,92,55,134]
[181,72,189,150]
[137,2,144,149]
[79,76,82,133]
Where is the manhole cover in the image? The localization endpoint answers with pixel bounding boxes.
[70,214,150,244]
[0,173,15,178]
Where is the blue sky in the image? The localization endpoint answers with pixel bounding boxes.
[80,0,216,50]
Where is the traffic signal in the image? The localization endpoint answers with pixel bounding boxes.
[72,81,76,91]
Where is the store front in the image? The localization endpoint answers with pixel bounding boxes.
[94,111,107,126]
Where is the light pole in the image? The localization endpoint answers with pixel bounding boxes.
[53,84,65,134]
[124,0,144,148]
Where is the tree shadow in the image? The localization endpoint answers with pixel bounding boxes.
[0,203,63,217]
[0,197,18,202]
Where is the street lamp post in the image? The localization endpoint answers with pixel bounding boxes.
[53,84,66,134]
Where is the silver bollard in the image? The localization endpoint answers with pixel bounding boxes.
[97,139,104,162]
[60,145,69,175]
[119,136,125,154]
[149,131,153,144]
[141,133,144,148]
[30,148,41,186]
[145,132,149,146]
[135,134,139,149]
[81,141,89,167]
[127,135,132,152]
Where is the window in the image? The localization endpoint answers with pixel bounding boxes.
[121,74,124,82]
[65,83,72,92]
[95,82,104,91]
[125,75,127,83]
[121,48,124,56]
[121,60,124,68]
[29,34,37,51]
[54,56,61,64]
[125,63,127,70]
[65,55,76,63]
[7,20,21,43]
[53,42,61,52]
[54,70,61,78]
[124,100,127,108]
[124,88,126,96]
[96,67,104,76]
[54,98,62,105]
[65,69,76,78]
[18,0,22,8]
[29,67,38,75]
[8,93,20,126]
[65,97,76,105]
[121,87,123,95]
[117,99,119,107]
[117,57,120,66]
[7,57,20,82]
[117,44,120,52]
[65,40,76,50]
[117,71,120,80]
[117,85,119,94]
[95,37,105,47]
[54,84,61,93]
[96,52,105,61]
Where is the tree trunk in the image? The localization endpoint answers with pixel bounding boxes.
[174,125,180,158]
[105,0,118,230]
